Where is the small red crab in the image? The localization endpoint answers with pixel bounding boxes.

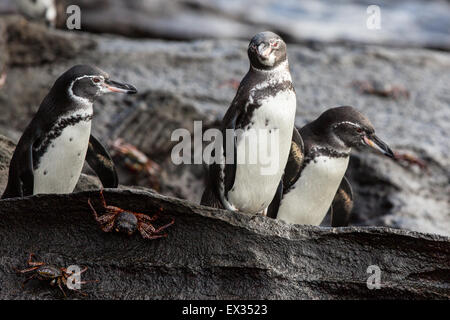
[352,80,410,99]
[88,190,175,240]
[110,138,161,190]
[16,253,98,297]
[394,151,428,170]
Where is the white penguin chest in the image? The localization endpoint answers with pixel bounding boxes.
[277,155,349,225]
[226,88,296,214]
[33,111,93,195]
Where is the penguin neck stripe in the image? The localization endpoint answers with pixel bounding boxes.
[33,113,93,169]
[333,121,361,129]
[309,146,350,159]
[251,61,292,92]
[285,147,349,194]
[68,75,97,105]
[239,80,294,130]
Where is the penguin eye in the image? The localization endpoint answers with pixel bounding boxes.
[92,77,101,84]
[272,41,279,48]
[356,127,363,134]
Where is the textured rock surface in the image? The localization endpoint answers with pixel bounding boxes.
[4,16,95,67]
[0,189,449,299]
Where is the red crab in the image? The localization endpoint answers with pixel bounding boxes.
[352,80,410,99]
[16,253,97,297]
[394,151,427,170]
[88,190,174,240]
[110,138,161,190]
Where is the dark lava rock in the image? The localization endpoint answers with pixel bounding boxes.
[4,15,96,67]
[0,189,449,299]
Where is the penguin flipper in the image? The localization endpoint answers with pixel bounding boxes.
[21,146,35,196]
[330,176,354,227]
[85,135,118,188]
[1,143,34,199]
[267,180,283,218]
[200,185,225,209]
[205,104,240,208]
[222,110,239,198]
[1,134,36,199]
[283,127,305,191]
[200,164,224,209]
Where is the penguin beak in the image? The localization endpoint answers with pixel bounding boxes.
[363,135,394,158]
[104,79,137,94]
[258,43,272,59]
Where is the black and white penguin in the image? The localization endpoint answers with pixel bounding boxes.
[1,65,137,199]
[16,0,57,27]
[267,106,394,226]
[201,31,297,214]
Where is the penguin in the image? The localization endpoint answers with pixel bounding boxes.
[201,31,297,214]
[1,65,137,199]
[16,0,57,27]
[267,106,394,226]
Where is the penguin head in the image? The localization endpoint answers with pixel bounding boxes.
[248,31,287,70]
[115,211,138,236]
[318,106,394,157]
[52,65,137,104]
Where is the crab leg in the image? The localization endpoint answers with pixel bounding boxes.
[154,218,175,233]
[57,278,67,297]
[99,189,107,207]
[138,218,175,240]
[88,199,117,232]
[22,274,37,288]
[138,226,168,240]
[16,266,39,274]
[134,206,164,222]
[134,212,159,222]
[27,253,45,267]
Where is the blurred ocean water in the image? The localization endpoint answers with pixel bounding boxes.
[1,0,449,49]
[202,0,450,48]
